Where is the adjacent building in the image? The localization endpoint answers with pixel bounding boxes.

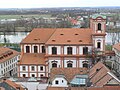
[18,14,106,78]
[0,47,20,78]
[113,43,120,76]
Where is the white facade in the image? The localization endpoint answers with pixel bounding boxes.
[0,55,20,78]
[113,48,120,75]
[19,65,46,77]
[51,77,68,87]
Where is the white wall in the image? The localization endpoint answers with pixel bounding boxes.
[32,44,39,53]
[24,44,32,53]
[20,66,28,72]
[52,77,68,87]
[79,46,92,55]
[48,46,61,55]
[29,66,37,72]
[20,73,28,77]
[64,59,76,68]
[64,46,77,55]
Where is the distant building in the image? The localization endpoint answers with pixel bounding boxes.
[18,14,106,78]
[0,47,20,78]
[113,43,120,76]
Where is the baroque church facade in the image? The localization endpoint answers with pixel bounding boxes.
[18,14,106,78]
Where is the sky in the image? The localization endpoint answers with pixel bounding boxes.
[0,0,120,8]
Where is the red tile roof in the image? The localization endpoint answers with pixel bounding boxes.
[21,28,56,44]
[19,53,46,65]
[50,68,88,82]
[46,28,92,45]
[89,62,120,87]
[21,28,93,45]
[47,86,120,90]
[2,79,25,90]
[0,47,19,63]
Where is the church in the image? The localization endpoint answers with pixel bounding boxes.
[18,14,106,78]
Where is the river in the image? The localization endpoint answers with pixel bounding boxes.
[0,32,119,45]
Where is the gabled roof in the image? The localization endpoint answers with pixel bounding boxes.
[46,28,92,45]
[0,47,19,63]
[89,62,120,87]
[50,68,88,82]
[21,28,93,45]
[19,53,46,65]
[21,28,56,44]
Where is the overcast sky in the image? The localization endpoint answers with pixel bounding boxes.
[0,0,120,8]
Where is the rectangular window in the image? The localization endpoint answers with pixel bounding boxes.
[40,66,43,71]
[22,66,26,71]
[31,66,35,71]
[83,47,88,55]
[97,42,101,48]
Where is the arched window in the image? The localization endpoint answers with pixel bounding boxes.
[42,46,45,53]
[67,63,72,68]
[52,63,57,68]
[52,47,57,55]
[67,47,72,55]
[83,63,88,68]
[34,46,38,53]
[97,42,101,48]
[98,23,101,30]
[83,47,88,55]
[26,46,30,53]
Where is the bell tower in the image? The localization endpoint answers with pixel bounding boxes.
[90,14,106,52]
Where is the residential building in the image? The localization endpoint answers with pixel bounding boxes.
[18,14,106,78]
[0,47,20,78]
[0,79,27,90]
[48,62,120,88]
[113,43,120,76]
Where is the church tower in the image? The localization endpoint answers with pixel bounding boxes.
[90,14,106,52]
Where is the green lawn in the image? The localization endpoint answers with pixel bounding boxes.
[0,14,51,20]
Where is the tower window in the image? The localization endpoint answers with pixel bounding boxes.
[52,47,57,55]
[26,46,30,53]
[97,42,101,48]
[67,47,72,55]
[67,63,72,68]
[98,23,101,30]
[34,46,38,53]
[52,63,57,68]
[83,47,88,55]
[42,46,46,53]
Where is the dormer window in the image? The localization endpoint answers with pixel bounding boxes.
[98,23,101,30]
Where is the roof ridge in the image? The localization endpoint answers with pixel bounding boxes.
[45,28,57,44]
